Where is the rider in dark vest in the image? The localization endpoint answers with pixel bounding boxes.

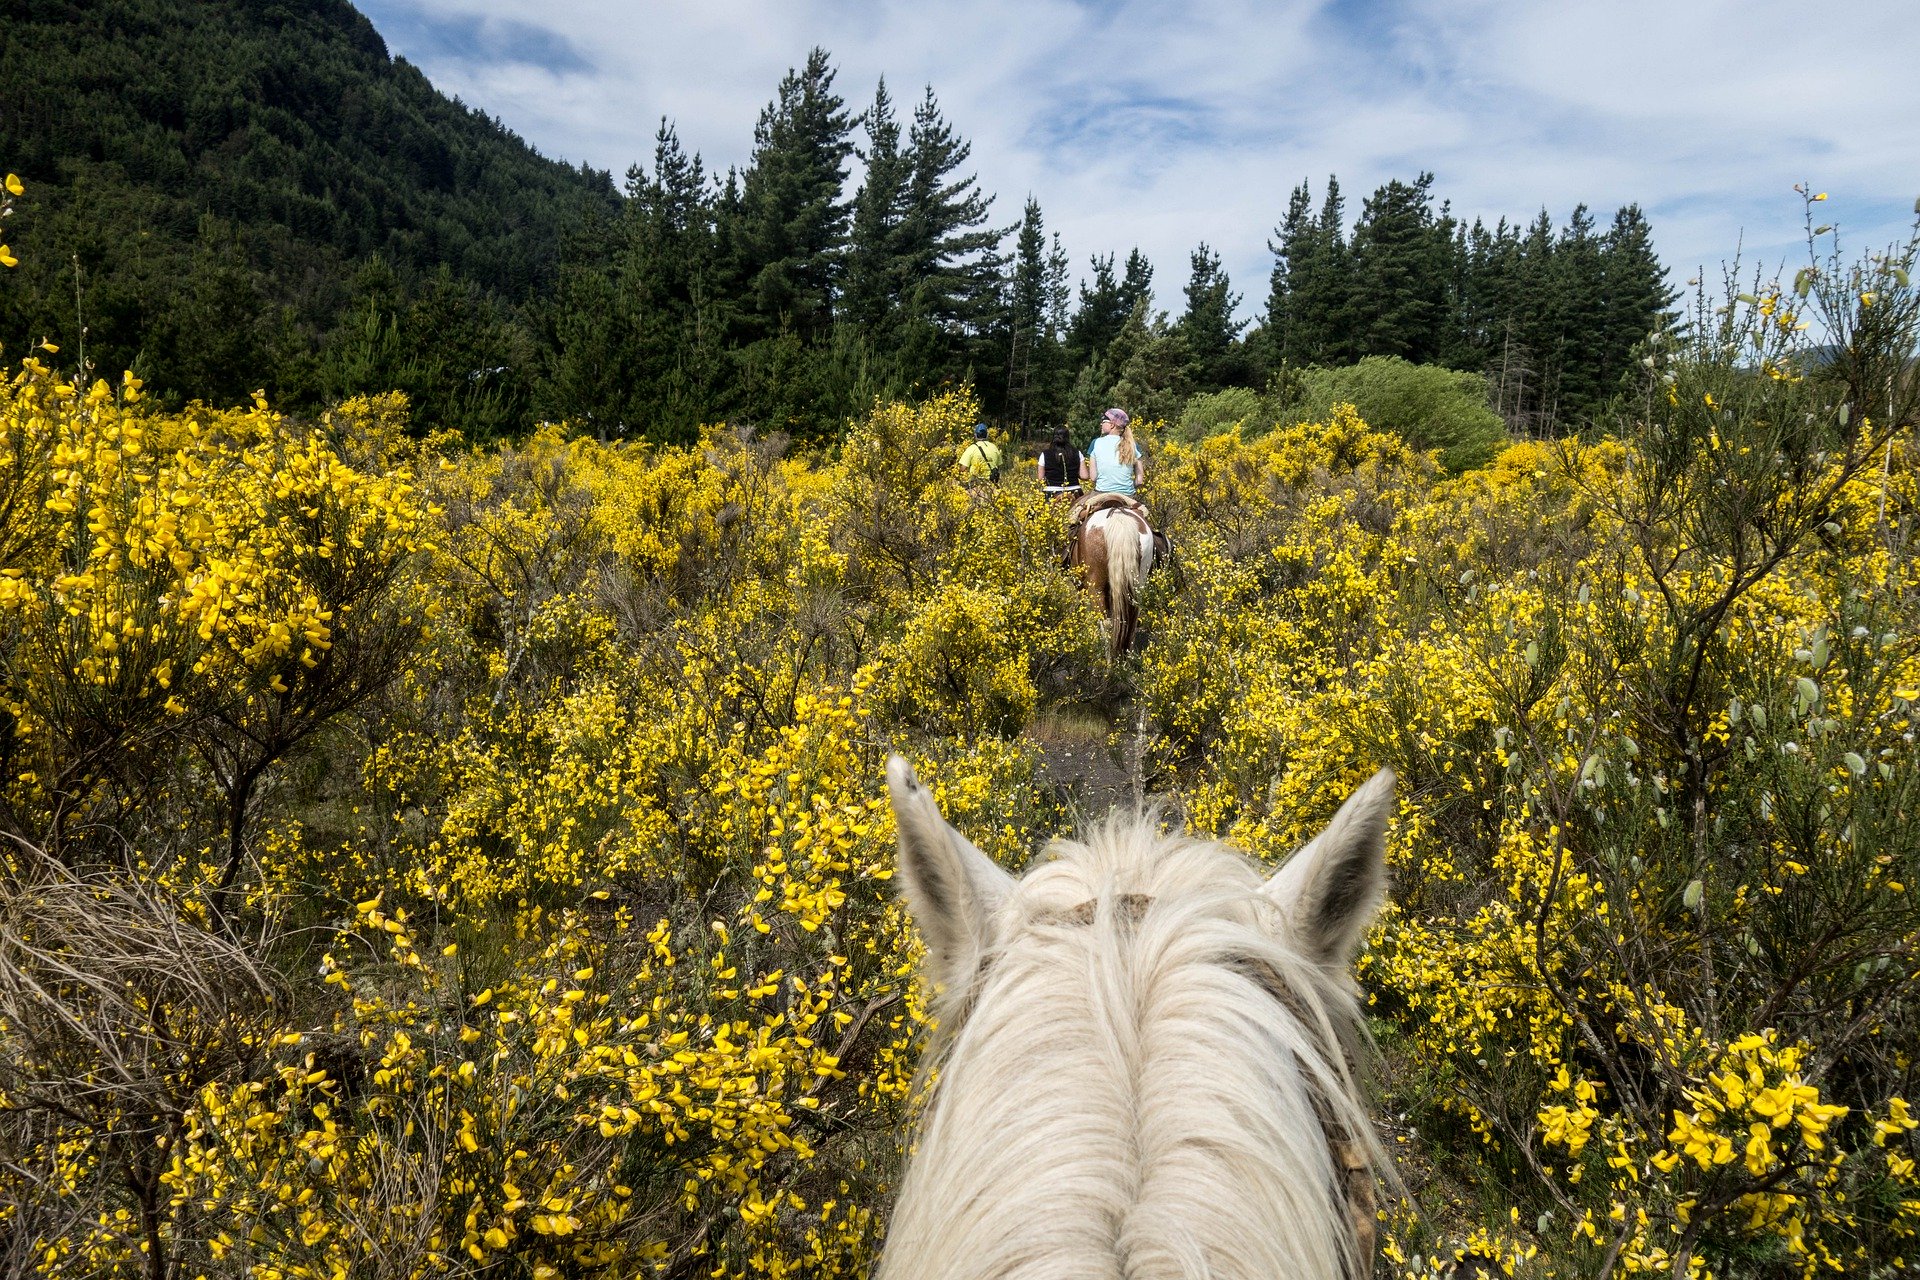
[1037,426,1079,499]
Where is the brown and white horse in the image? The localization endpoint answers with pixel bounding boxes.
[878,756,1393,1280]
[1071,495,1156,657]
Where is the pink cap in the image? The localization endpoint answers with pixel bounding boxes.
[1103,408,1130,427]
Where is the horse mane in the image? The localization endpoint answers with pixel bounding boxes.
[881,809,1382,1280]
[1103,508,1146,613]
[1083,504,1150,655]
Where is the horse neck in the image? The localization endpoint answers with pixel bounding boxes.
[881,840,1367,1280]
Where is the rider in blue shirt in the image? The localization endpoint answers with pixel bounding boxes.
[1083,407,1144,495]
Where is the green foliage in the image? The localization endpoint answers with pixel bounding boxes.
[1066,249,1154,375]
[1175,241,1249,392]
[843,79,911,343]
[1264,176,1677,432]
[893,86,1007,383]
[1347,172,1451,364]
[1265,176,1356,368]
[0,0,615,411]
[322,265,535,443]
[1104,300,1190,429]
[1174,385,1264,442]
[1142,208,1920,1277]
[1283,355,1508,472]
[0,4,1677,444]
[727,48,854,345]
[5,179,1915,1277]
[1004,198,1071,431]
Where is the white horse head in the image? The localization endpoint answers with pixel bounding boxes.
[879,756,1393,1280]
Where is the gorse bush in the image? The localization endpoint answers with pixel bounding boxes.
[1,182,1917,1280]
[0,373,1100,1276]
[1140,197,1920,1277]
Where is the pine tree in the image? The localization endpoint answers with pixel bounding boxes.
[1550,204,1609,422]
[894,86,1008,389]
[843,79,909,342]
[730,48,853,343]
[622,121,719,441]
[1067,253,1127,369]
[1046,233,1071,339]
[1177,241,1247,392]
[540,207,634,435]
[1597,204,1675,396]
[1451,216,1524,376]
[1500,209,1561,431]
[1348,173,1449,364]
[1119,249,1155,319]
[360,266,533,441]
[1044,232,1072,420]
[1284,177,1355,365]
[1106,297,1188,426]
[1067,248,1156,371]
[1265,180,1317,368]
[1006,197,1064,430]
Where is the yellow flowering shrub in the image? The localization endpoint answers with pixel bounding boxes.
[5,203,1917,1277]
[1138,226,1920,1277]
[2,375,1108,1276]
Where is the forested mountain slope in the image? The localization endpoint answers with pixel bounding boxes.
[0,0,616,406]
[0,4,1674,448]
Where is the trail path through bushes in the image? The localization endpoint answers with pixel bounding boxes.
[1021,699,1154,828]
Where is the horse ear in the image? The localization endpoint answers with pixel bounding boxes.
[1261,769,1394,966]
[886,755,1014,989]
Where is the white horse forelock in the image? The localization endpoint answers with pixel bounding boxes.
[878,806,1384,1280]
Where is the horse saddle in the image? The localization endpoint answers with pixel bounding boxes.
[1077,492,1146,519]
[1065,492,1152,571]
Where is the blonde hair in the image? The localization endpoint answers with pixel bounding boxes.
[1116,421,1138,466]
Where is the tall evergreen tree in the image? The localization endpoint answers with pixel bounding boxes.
[1119,249,1155,319]
[1265,180,1317,368]
[1495,209,1561,430]
[1549,204,1609,420]
[1450,215,1524,375]
[540,207,634,435]
[1068,253,1126,369]
[623,120,719,441]
[1436,216,1475,370]
[1598,203,1675,393]
[1006,197,1065,430]
[1280,176,1356,365]
[1105,298,1188,426]
[1348,173,1449,364]
[843,79,909,342]
[1177,242,1247,392]
[729,47,853,343]
[1046,234,1071,338]
[326,264,532,441]
[893,86,1007,385]
[1067,248,1156,373]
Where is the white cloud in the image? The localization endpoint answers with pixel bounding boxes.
[362,0,1920,321]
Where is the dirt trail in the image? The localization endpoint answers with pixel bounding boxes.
[1021,698,1165,828]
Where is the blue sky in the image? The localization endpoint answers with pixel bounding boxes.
[356,0,1918,323]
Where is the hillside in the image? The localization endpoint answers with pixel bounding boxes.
[1,9,1679,446]
[0,0,616,406]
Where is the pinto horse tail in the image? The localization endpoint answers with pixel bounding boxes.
[1104,510,1147,655]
